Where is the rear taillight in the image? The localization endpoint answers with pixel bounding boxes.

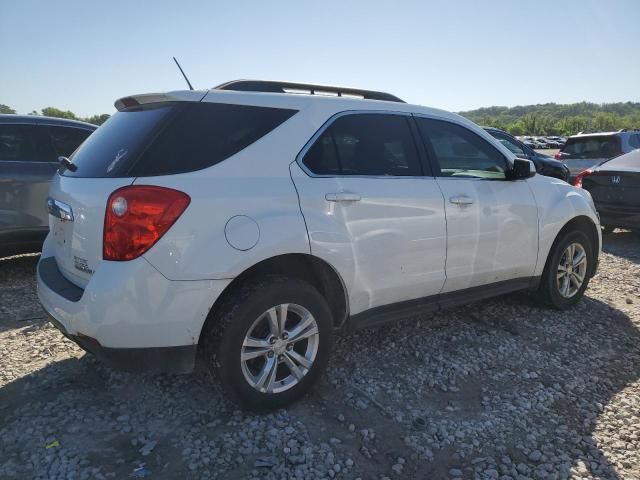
[103,186,190,261]
[554,152,563,160]
[573,169,593,188]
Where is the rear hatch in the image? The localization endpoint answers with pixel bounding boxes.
[557,135,622,176]
[48,98,193,288]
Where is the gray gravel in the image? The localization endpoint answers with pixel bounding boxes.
[0,230,639,479]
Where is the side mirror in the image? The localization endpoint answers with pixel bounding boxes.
[509,158,536,180]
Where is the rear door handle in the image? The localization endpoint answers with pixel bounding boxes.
[449,195,474,205]
[325,192,362,202]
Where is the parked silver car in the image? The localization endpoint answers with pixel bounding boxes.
[0,115,96,256]
[555,130,640,182]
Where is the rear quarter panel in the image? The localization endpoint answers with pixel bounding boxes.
[140,106,326,281]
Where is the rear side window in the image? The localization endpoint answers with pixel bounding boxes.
[63,102,296,178]
[417,118,508,179]
[48,126,92,158]
[0,125,34,161]
[302,114,422,176]
[132,103,296,177]
[561,136,622,160]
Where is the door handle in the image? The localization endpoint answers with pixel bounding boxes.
[325,192,362,202]
[449,195,474,206]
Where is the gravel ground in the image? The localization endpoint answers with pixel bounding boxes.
[0,231,638,480]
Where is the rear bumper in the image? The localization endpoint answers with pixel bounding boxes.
[596,204,640,229]
[36,241,231,373]
[46,312,197,373]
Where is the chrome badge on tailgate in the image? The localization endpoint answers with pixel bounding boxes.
[74,256,94,275]
[47,198,74,222]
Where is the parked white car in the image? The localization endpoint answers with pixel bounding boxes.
[37,80,601,409]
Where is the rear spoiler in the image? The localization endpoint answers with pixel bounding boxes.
[114,90,207,111]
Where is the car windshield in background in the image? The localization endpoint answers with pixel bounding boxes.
[561,136,621,160]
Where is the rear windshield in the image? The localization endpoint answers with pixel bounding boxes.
[601,149,640,169]
[560,136,621,160]
[63,102,297,177]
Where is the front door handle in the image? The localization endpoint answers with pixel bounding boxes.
[325,192,362,202]
[449,195,474,206]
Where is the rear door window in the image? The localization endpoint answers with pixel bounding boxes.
[302,114,422,176]
[63,102,296,178]
[48,126,92,158]
[561,136,622,159]
[0,124,35,161]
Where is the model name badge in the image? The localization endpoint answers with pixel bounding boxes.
[611,175,621,184]
[74,256,94,274]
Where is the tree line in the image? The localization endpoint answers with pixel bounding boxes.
[3,101,640,135]
[459,101,640,136]
[0,104,110,126]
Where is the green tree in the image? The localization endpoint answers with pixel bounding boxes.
[83,113,110,126]
[0,104,16,114]
[41,107,78,120]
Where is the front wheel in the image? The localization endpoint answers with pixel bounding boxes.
[202,275,334,410]
[539,231,593,310]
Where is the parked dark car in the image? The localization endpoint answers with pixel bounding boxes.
[484,127,570,182]
[0,115,96,256]
[577,149,640,233]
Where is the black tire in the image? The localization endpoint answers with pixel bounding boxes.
[201,275,333,410]
[538,230,594,310]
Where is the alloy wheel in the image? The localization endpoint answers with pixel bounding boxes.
[556,242,588,298]
[240,303,319,394]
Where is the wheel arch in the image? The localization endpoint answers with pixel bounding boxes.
[200,253,349,344]
[544,215,600,278]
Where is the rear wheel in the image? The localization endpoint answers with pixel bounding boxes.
[539,231,593,309]
[202,275,333,410]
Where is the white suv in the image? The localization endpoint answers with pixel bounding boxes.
[37,80,601,409]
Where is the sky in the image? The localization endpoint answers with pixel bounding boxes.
[2,0,639,117]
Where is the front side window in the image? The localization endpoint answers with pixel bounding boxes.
[417,119,508,179]
[0,124,34,161]
[302,113,422,176]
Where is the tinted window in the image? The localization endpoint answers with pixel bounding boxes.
[48,126,92,158]
[63,102,296,178]
[489,131,526,156]
[303,114,421,176]
[629,134,640,149]
[561,136,622,160]
[417,119,508,179]
[64,103,174,177]
[132,102,296,177]
[601,149,640,169]
[0,125,35,161]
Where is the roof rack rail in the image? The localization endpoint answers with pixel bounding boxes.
[213,80,405,103]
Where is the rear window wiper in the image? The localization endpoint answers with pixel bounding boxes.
[58,156,77,172]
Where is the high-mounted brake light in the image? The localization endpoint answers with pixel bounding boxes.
[573,169,593,188]
[103,186,190,261]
